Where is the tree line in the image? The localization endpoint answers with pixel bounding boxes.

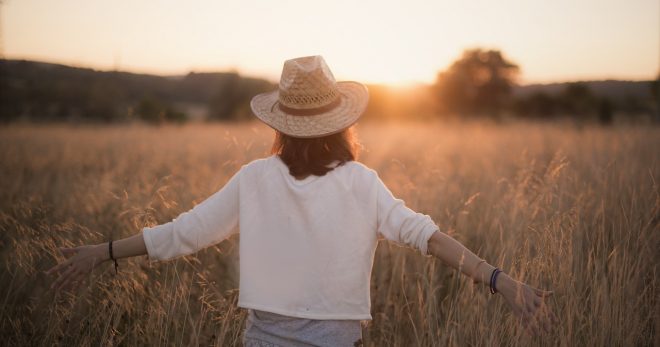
[429,49,658,124]
[0,60,274,123]
[1,51,658,124]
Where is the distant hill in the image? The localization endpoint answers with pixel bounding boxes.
[514,80,654,102]
[0,59,275,122]
[1,59,657,123]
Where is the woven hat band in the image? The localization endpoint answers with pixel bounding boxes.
[276,97,342,117]
[279,88,339,109]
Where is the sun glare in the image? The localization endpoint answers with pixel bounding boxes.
[338,59,438,87]
[3,0,659,85]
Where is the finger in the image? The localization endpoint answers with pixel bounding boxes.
[550,308,560,325]
[51,266,76,290]
[529,318,541,336]
[521,319,532,336]
[77,275,90,289]
[59,267,84,292]
[73,269,91,289]
[540,305,557,333]
[66,274,85,292]
[542,315,552,334]
[527,303,537,316]
[54,266,77,291]
[523,319,538,337]
[45,264,59,276]
[64,270,85,291]
[520,310,533,328]
[59,247,79,256]
[539,303,557,324]
[533,288,554,297]
[524,310,537,326]
[45,258,75,275]
[540,308,553,334]
[512,306,524,319]
[50,266,72,290]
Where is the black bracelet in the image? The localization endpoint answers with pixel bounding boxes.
[489,268,502,294]
[109,240,119,274]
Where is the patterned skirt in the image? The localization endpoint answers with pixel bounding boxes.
[242,309,363,347]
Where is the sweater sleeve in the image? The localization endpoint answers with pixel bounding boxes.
[374,174,438,256]
[142,169,241,261]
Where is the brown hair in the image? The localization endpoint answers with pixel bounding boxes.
[271,127,360,179]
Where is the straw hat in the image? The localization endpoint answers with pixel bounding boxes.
[250,56,369,138]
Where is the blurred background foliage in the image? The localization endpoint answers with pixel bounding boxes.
[1,48,658,125]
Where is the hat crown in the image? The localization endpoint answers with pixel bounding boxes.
[278,56,339,110]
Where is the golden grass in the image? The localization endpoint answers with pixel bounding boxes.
[0,121,658,346]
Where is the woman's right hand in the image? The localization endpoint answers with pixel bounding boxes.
[496,273,559,336]
[45,244,108,291]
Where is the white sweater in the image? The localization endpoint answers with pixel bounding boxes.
[143,155,438,320]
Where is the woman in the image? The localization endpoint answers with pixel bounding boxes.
[46,56,556,346]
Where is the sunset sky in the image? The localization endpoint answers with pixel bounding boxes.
[2,0,659,85]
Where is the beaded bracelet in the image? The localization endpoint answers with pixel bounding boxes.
[489,268,502,294]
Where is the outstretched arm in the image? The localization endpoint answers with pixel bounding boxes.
[427,231,558,336]
[46,164,244,291]
[45,233,147,291]
[370,170,557,335]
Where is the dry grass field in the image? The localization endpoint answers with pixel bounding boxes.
[0,121,658,346]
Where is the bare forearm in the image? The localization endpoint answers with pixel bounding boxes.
[427,231,515,292]
[93,232,148,262]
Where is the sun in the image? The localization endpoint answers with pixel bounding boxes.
[327,52,443,87]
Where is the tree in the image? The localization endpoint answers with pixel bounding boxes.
[559,83,595,118]
[651,74,659,122]
[209,73,242,120]
[208,73,274,121]
[597,97,613,125]
[433,49,519,117]
[136,97,187,124]
[514,91,557,119]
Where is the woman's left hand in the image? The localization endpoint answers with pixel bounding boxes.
[496,273,558,336]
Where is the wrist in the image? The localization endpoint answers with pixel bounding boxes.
[495,273,516,296]
[95,243,111,262]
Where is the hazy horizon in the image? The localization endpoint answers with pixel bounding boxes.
[2,56,658,87]
[3,0,658,86]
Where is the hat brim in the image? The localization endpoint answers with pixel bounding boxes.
[250,81,369,138]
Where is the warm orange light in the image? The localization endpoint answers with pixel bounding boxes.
[3,0,658,85]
